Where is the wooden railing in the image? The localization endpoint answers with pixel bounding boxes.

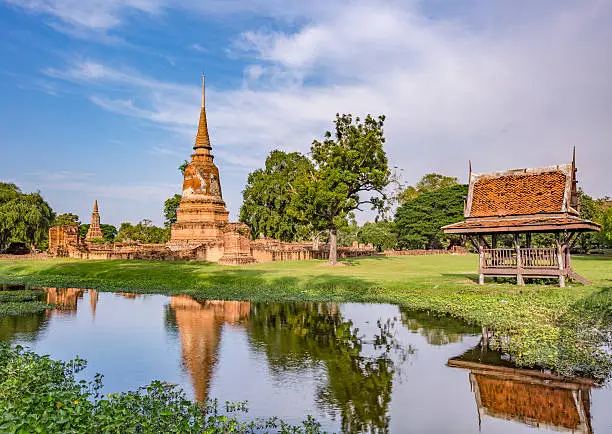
[482,248,558,269]
[483,249,516,268]
[521,248,558,268]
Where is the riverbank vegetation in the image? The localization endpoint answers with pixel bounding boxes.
[1,255,610,380]
[0,345,321,433]
[0,288,47,316]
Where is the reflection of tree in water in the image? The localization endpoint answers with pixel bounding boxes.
[0,311,47,342]
[247,302,411,434]
[399,308,480,345]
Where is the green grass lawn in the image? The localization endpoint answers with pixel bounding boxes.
[0,254,610,380]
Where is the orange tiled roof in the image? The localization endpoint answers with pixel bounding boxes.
[469,171,567,217]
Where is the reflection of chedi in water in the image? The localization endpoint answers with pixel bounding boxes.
[44,288,85,316]
[448,344,594,434]
[168,296,250,401]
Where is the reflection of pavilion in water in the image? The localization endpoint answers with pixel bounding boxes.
[167,296,250,401]
[448,343,594,434]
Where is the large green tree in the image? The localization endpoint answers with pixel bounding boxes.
[394,184,467,250]
[396,173,459,204]
[115,220,170,244]
[601,207,612,247]
[578,190,604,252]
[0,183,55,252]
[53,213,80,226]
[358,220,397,252]
[291,114,391,264]
[240,151,313,241]
[163,161,190,229]
[163,194,182,228]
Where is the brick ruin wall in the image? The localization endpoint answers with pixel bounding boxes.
[47,226,381,264]
[383,246,468,256]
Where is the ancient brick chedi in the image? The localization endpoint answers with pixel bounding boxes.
[85,200,104,241]
[169,76,255,265]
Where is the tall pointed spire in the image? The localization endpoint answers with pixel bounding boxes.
[93,199,99,213]
[194,75,212,153]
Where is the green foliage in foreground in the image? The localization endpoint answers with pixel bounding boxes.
[0,255,610,380]
[0,345,322,433]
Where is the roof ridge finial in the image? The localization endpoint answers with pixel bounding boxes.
[469,160,472,178]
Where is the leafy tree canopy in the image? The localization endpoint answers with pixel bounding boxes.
[115,220,170,244]
[0,183,55,252]
[357,220,397,252]
[337,219,359,247]
[178,160,189,175]
[79,224,118,243]
[163,194,182,228]
[290,114,391,264]
[53,213,80,226]
[394,184,467,250]
[240,150,313,241]
[577,190,605,251]
[397,173,459,204]
[601,207,612,247]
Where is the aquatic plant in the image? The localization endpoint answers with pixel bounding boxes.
[0,344,323,433]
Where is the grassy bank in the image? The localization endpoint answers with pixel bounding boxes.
[0,255,610,380]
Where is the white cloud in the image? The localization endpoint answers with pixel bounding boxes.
[37,0,612,210]
[4,0,163,31]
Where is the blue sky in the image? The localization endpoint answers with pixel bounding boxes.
[1,0,611,226]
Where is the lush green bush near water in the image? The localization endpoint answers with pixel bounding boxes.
[0,344,322,433]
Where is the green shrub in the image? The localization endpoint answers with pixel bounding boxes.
[0,344,322,433]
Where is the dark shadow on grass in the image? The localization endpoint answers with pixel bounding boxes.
[439,273,480,284]
[0,260,382,303]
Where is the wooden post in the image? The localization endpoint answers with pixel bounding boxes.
[481,326,489,348]
[556,233,566,288]
[526,232,532,248]
[478,236,485,285]
[491,234,498,282]
[514,233,524,286]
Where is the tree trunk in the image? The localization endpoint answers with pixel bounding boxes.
[312,234,320,251]
[328,228,338,265]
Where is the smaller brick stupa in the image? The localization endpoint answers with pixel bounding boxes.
[85,200,104,241]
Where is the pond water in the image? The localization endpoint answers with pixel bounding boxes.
[1,287,610,433]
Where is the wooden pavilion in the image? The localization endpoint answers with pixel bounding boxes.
[442,152,600,287]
